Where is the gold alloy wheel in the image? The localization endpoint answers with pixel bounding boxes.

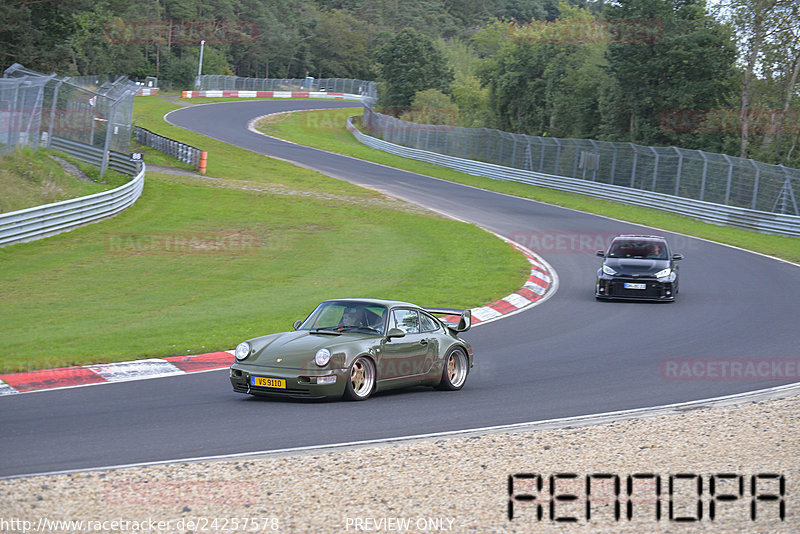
[445,349,468,389]
[349,356,375,398]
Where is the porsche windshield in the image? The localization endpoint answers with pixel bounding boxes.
[607,240,668,260]
[300,301,388,335]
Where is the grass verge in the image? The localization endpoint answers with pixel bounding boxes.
[0,147,128,214]
[256,108,800,264]
[0,99,529,373]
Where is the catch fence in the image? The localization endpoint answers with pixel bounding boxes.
[2,63,140,174]
[362,108,800,218]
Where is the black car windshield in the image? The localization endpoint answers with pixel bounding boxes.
[607,240,668,259]
[299,301,388,335]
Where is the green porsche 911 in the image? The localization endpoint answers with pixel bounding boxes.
[229,298,473,400]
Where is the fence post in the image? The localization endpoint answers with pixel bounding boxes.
[539,138,546,171]
[554,139,562,174]
[699,151,708,201]
[10,80,22,149]
[650,147,659,191]
[510,134,518,168]
[572,140,580,178]
[48,79,62,147]
[589,140,599,180]
[524,141,533,171]
[609,144,618,184]
[750,159,760,210]
[673,147,683,196]
[723,154,733,205]
[497,132,504,164]
[630,144,638,188]
[99,99,120,177]
[776,165,799,215]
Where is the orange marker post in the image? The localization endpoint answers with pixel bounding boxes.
[198,151,208,174]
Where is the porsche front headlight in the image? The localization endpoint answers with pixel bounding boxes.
[602,264,617,276]
[235,342,251,361]
[655,268,671,278]
[315,348,331,367]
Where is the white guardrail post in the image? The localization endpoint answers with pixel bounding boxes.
[347,117,800,237]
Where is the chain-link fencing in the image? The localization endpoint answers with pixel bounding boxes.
[195,75,377,104]
[2,64,140,170]
[362,107,800,217]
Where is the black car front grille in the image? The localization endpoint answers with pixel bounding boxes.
[249,384,313,396]
[607,278,670,299]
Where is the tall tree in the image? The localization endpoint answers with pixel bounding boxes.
[720,0,800,161]
[603,0,738,145]
[309,9,374,78]
[375,28,453,111]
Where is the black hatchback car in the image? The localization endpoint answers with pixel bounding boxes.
[595,235,683,301]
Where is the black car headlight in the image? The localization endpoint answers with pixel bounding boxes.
[235,342,251,361]
[655,268,671,279]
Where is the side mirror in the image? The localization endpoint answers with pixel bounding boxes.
[386,328,406,340]
[596,250,606,257]
[292,320,302,330]
[672,253,684,261]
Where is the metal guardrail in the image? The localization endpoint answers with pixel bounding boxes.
[133,126,206,172]
[347,118,800,237]
[194,75,378,105]
[0,145,145,247]
[49,135,103,165]
[48,136,138,176]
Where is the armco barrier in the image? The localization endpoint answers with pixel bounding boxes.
[0,151,145,247]
[181,90,364,101]
[48,136,138,176]
[347,118,800,237]
[133,126,205,172]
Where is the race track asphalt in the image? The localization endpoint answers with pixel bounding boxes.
[2,100,799,478]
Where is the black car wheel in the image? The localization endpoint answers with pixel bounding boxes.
[437,347,469,390]
[343,356,376,401]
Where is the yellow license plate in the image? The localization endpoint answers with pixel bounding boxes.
[251,376,286,389]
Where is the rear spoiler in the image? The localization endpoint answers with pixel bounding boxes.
[424,307,471,333]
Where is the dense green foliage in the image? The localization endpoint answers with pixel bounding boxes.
[2,0,798,165]
[375,29,453,111]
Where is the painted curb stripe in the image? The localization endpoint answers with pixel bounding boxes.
[0,380,19,396]
[0,367,106,392]
[86,359,184,382]
[181,90,357,100]
[165,352,235,372]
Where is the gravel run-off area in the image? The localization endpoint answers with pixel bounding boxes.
[1,390,798,533]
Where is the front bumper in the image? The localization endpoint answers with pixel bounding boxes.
[595,274,676,301]
[230,363,348,399]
